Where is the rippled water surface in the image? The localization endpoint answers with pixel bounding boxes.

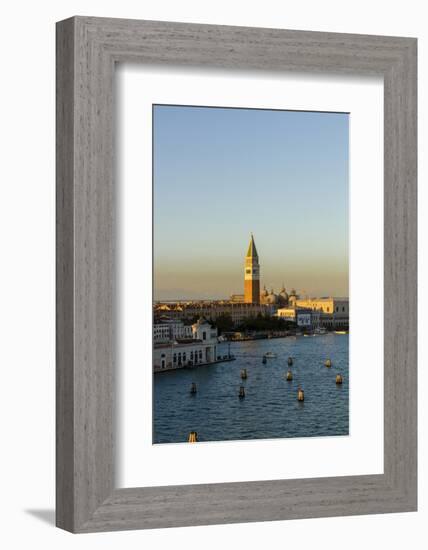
[153,334,348,444]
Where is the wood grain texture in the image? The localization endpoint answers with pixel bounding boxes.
[56,18,75,532]
[56,16,417,533]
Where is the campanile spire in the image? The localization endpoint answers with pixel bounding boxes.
[244,234,260,303]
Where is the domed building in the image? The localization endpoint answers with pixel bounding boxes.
[259,284,292,307]
[278,285,289,306]
[261,285,269,302]
[259,284,290,307]
[288,288,298,306]
[265,288,278,305]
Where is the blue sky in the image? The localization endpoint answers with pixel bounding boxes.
[153,105,349,300]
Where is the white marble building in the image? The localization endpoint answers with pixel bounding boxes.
[153,319,193,343]
[153,318,222,372]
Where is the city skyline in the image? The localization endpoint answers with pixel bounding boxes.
[154,105,349,300]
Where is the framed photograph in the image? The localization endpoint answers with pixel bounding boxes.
[56,16,417,532]
[151,104,351,445]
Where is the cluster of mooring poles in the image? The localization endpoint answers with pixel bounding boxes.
[187,354,344,441]
[283,356,344,403]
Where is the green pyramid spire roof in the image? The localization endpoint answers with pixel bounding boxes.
[246,234,258,259]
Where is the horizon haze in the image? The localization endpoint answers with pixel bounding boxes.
[153,104,349,301]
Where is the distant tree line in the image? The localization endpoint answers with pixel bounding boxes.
[213,313,294,334]
[153,313,295,335]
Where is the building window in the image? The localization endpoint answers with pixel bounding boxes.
[173,354,177,363]
[203,331,206,340]
[342,306,345,312]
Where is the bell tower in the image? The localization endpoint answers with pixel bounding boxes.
[244,234,260,304]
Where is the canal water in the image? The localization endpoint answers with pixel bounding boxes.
[153,333,349,444]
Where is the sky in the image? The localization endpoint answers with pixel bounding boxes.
[153,105,349,300]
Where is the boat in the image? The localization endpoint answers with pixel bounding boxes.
[314,327,327,335]
[264,352,277,359]
[334,330,347,335]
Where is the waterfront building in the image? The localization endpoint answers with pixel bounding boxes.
[277,298,349,330]
[244,234,260,304]
[153,323,171,343]
[296,297,348,314]
[153,318,193,343]
[277,307,315,327]
[153,318,221,372]
[153,300,274,326]
[191,317,218,341]
[295,297,349,329]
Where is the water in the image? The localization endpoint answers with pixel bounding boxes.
[153,333,349,444]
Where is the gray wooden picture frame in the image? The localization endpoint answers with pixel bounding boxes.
[56,16,417,533]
